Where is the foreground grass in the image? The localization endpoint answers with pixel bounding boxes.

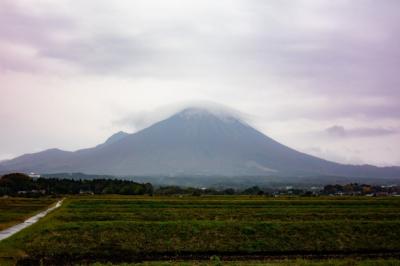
[0,197,57,231]
[1,196,400,265]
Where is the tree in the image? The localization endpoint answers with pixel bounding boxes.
[0,173,34,194]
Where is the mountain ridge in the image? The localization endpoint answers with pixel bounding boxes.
[1,107,399,179]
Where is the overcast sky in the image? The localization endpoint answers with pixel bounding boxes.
[1,0,399,166]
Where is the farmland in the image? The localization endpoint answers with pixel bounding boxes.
[0,197,57,231]
[1,195,400,265]
[91,259,400,265]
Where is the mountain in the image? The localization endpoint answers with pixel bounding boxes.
[1,107,399,179]
[102,131,129,146]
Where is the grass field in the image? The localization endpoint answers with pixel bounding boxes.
[1,195,400,265]
[90,258,400,266]
[0,197,57,231]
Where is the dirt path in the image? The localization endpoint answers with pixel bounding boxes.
[0,199,64,241]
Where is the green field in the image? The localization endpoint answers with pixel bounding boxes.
[0,197,57,231]
[1,196,400,265]
[90,259,400,266]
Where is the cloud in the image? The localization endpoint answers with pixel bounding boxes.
[0,0,75,72]
[40,34,159,74]
[1,0,400,104]
[112,100,252,132]
[324,125,398,138]
[0,0,400,166]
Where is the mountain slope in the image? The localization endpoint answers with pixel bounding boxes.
[0,107,399,178]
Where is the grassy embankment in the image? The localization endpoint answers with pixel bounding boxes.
[1,195,400,265]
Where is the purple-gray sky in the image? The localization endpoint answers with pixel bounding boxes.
[0,0,399,166]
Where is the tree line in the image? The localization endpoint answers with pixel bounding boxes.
[322,183,400,195]
[0,173,153,196]
[2,173,399,197]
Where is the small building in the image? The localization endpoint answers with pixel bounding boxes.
[79,189,94,195]
[17,189,46,195]
[28,172,41,178]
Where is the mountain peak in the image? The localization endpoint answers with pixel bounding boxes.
[178,107,219,117]
[175,106,242,124]
[104,131,129,145]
